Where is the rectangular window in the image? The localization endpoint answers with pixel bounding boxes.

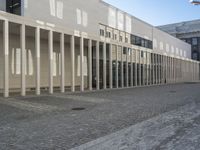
[123,47,127,54]
[114,34,117,40]
[119,36,123,42]
[135,36,141,46]
[192,38,198,45]
[131,34,152,49]
[106,31,111,38]
[6,0,21,15]
[141,51,144,58]
[100,29,105,36]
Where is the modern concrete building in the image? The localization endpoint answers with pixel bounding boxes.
[0,0,199,97]
[158,20,200,61]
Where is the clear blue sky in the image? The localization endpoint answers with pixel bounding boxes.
[103,0,200,26]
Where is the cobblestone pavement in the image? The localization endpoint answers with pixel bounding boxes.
[71,102,200,150]
[0,83,200,150]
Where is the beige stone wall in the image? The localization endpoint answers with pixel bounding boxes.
[0,33,89,90]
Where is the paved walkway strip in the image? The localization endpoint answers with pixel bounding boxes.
[0,98,59,113]
[71,102,200,150]
[54,94,111,103]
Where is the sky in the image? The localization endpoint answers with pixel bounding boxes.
[103,0,200,26]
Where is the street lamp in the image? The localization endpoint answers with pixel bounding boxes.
[190,0,200,5]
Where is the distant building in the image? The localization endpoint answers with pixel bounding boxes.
[158,20,200,61]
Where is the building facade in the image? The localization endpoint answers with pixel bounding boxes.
[0,0,199,97]
[158,20,200,61]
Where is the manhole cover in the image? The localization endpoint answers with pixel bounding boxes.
[72,107,86,111]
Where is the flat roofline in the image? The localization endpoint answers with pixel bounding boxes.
[158,18,200,28]
[99,0,190,46]
[99,0,153,27]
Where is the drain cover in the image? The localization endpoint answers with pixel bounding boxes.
[72,107,86,111]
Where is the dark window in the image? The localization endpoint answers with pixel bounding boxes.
[141,51,144,58]
[100,29,105,36]
[141,39,145,47]
[186,38,192,44]
[135,36,141,46]
[114,34,117,40]
[192,52,199,60]
[6,0,21,15]
[123,47,127,54]
[192,38,198,45]
[119,36,123,42]
[131,34,152,49]
[106,31,111,38]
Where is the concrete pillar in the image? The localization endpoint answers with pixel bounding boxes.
[161,55,163,84]
[88,39,92,91]
[139,50,141,86]
[171,57,173,83]
[166,56,169,83]
[71,35,75,92]
[157,55,159,84]
[173,58,175,83]
[149,53,152,85]
[60,33,65,93]
[109,44,113,89]
[96,41,100,90]
[126,48,129,87]
[131,49,133,87]
[159,55,160,84]
[174,58,176,83]
[163,56,165,84]
[159,55,162,84]
[103,42,106,89]
[48,30,53,94]
[135,50,137,86]
[121,47,124,88]
[3,20,9,97]
[80,37,84,92]
[180,59,182,82]
[169,57,171,83]
[35,27,40,95]
[116,45,119,88]
[155,54,158,84]
[143,52,145,86]
[146,52,149,85]
[152,54,155,85]
[21,24,26,96]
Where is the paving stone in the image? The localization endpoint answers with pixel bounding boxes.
[0,83,200,150]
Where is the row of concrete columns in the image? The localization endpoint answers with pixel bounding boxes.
[2,20,200,97]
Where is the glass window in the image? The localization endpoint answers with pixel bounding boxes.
[192,52,198,60]
[130,34,152,49]
[106,31,111,38]
[141,51,144,58]
[192,38,198,45]
[100,29,105,36]
[123,47,127,54]
[114,34,117,40]
[135,36,141,46]
[119,36,123,42]
[6,0,21,15]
